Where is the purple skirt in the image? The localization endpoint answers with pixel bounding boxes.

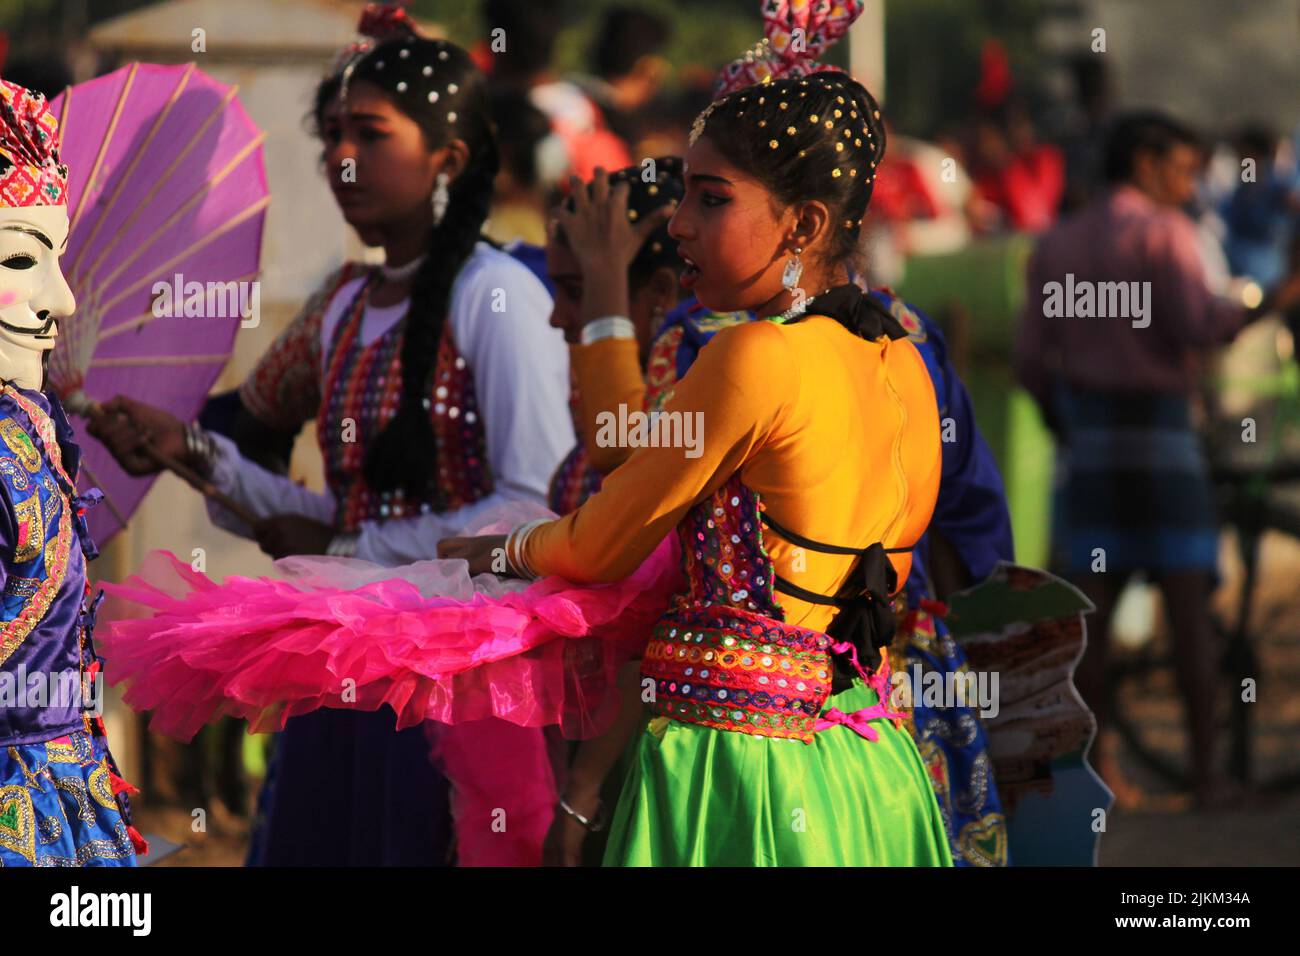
[253,706,452,866]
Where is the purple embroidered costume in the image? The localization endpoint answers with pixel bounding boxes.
[0,385,141,866]
[0,76,141,867]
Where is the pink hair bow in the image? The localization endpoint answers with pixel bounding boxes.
[329,2,423,78]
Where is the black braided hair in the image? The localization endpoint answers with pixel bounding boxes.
[313,36,500,503]
[693,70,887,276]
[553,156,685,293]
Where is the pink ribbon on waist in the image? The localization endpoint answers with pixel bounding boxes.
[812,639,905,742]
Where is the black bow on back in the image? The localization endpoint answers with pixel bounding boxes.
[826,542,899,691]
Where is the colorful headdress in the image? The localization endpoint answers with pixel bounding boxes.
[0,79,69,207]
[712,0,865,97]
[683,0,885,239]
[691,0,867,147]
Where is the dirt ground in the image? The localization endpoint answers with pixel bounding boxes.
[133,803,250,867]
[1100,528,1300,866]
[1100,793,1300,866]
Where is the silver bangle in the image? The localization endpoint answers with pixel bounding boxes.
[504,519,548,579]
[580,316,636,345]
[505,521,535,579]
[558,795,606,832]
[326,532,359,558]
[504,522,524,578]
[184,422,217,478]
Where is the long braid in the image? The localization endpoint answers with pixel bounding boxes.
[364,143,498,500]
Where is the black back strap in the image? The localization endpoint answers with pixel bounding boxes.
[772,573,844,606]
[758,502,915,688]
[761,510,911,606]
[761,511,912,558]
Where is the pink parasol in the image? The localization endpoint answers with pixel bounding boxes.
[47,62,268,546]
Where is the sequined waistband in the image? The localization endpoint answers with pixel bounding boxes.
[642,605,835,743]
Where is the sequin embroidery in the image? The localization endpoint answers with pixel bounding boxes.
[316,276,493,532]
[644,475,839,742]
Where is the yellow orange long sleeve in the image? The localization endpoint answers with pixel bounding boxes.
[568,338,645,474]
[523,316,941,633]
[528,320,793,581]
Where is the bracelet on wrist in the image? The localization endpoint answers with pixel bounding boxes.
[580,315,636,345]
[326,532,359,558]
[558,794,606,832]
[184,422,217,478]
[504,519,548,579]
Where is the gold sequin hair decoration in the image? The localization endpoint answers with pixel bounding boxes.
[687,71,887,230]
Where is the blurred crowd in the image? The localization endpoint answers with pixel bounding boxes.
[9,2,1297,304]
[445,8,1300,310]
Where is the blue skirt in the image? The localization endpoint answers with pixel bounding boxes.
[903,609,1009,867]
[254,706,453,866]
[0,728,137,866]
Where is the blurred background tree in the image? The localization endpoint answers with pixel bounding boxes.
[885,0,1046,135]
[2,0,1051,136]
[411,0,1047,132]
[411,0,763,84]
[0,0,156,44]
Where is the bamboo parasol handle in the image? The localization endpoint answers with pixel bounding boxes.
[66,392,261,528]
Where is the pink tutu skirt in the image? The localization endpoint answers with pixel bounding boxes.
[99,534,682,744]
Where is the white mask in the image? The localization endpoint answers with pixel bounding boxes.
[0,204,74,391]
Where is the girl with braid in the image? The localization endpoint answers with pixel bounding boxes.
[442,2,953,866]
[90,8,573,865]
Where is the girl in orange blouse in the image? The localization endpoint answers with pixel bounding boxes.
[441,68,952,866]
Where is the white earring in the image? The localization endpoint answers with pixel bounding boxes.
[431,172,450,226]
[781,247,803,291]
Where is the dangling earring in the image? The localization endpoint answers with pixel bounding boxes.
[781,247,803,291]
[431,172,450,226]
[651,303,666,338]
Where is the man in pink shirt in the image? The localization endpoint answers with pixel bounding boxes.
[1018,117,1245,405]
[1016,113,1283,808]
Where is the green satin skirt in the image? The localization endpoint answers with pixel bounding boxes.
[602,681,954,867]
